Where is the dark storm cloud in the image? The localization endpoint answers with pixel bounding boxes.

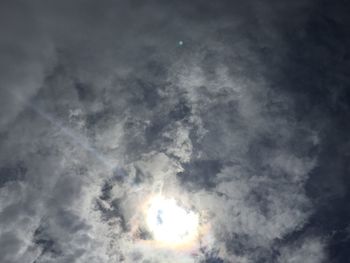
[0,0,349,262]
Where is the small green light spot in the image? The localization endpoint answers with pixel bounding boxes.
[178,40,184,46]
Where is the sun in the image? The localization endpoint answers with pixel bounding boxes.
[145,195,199,247]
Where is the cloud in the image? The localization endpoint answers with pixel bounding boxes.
[0,0,55,132]
[0,0,342,262]
[278,236,327,263]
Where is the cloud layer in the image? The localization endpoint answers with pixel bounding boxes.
[1,0,350,262]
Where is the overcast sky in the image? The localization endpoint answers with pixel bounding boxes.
[1,0,350,262]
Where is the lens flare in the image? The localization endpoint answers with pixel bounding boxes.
[146,196,199,246]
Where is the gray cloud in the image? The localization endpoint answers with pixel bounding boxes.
[1,0,348,262]
[278,236,326,263]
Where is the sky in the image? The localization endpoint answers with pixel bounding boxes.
[0,0,350,262]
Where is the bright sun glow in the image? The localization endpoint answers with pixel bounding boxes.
[146,196,199,246]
